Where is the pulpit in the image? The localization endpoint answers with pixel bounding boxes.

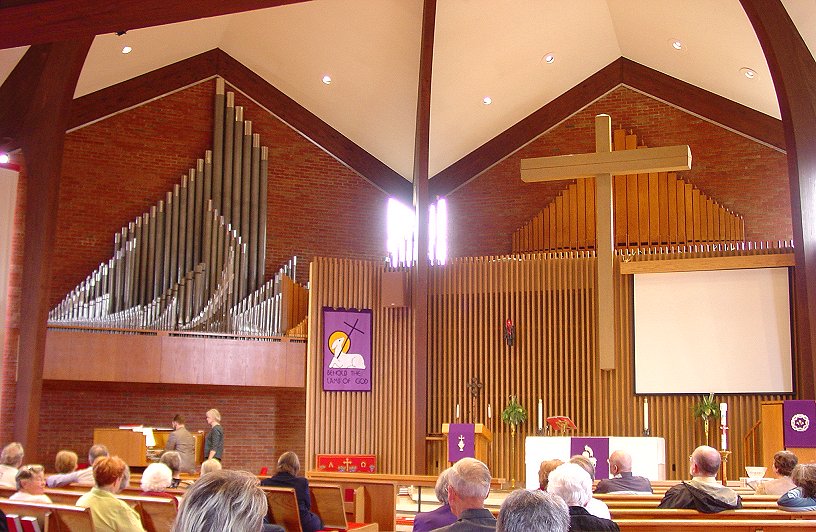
[441,423,492,465]
[760,401,816,470]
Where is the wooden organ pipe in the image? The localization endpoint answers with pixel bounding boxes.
[241,120,252,295]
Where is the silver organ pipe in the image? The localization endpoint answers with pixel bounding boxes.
[49,78,306,337]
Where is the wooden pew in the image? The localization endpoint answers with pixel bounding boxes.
[616,519,816,531]
[309,484,378,531]
[0,498,94,531]
[263,486,303,531]
[609,508,816,520]
[118,494,178,532]
[605,499,784,509]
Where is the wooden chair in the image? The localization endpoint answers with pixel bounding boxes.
[309,484,378,531]
[263,486,303,531]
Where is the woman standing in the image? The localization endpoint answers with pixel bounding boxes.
[204,409,224,462]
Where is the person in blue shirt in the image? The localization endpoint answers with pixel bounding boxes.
[778,463,816,512]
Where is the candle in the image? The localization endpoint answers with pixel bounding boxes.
[721,431,728,451]
[487,404,492,419]
[644,398,649,431]
[720,402,727,426]
[538,399,543,431]
[456,403,460,419]
[720,402,728,450]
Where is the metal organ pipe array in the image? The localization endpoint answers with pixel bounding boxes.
[49,78,303,336]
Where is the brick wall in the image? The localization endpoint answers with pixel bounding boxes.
[447,86,791,257]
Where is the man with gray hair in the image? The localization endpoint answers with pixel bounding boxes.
[548,463,619,531]
[413,467,456,531]
[0,442,24,488]
[658,445,742,512]
[496,489,569,532]
[434,457,496,531]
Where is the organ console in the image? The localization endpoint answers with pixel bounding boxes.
[49,78,306,336]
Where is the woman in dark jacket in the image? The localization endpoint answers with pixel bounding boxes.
[260,451,323,532]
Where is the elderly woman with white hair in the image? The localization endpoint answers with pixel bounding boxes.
[547,463,620,532]
[0,442,24,489]
[412,467,457,531]
[140,462,178,507]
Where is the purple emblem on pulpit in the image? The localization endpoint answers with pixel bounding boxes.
[448,423,476,462]
[570,437,610,479]
[784,400,816,448]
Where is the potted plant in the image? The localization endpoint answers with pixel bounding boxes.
[501,395,528,435]
[693,392,719,443]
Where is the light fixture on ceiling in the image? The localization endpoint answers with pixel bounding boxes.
[669,38,684,51]
[121,46,132,54]
[543,53,555,64]
[740,67,757,80]
[322,75,332,85]
[482,96,492,105]
[0,154,9,164]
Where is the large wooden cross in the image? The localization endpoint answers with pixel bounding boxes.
[520,114,691,370]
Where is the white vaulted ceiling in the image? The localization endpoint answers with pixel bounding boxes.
[2,0,814,180]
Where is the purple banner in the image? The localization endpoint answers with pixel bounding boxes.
[322,307,372,392]
[784,400,816,448]
[447,423,475,462]
[570,437,610,479]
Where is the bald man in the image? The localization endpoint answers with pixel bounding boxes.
[595,450,652,494]
[658,445,742,512]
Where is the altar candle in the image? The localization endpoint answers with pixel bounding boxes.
[720,402,727,426]
[538,399,543,431]
[488,404,492,419]
[456,403,460,419]
[644,397,649,431]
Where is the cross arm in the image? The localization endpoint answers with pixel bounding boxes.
[521,144,691,182]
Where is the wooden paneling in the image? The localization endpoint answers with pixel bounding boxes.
[43,329,305,387]
[513,129,745,253]
[305,258,416,474]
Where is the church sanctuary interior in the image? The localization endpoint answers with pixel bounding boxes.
[2,0,816,529]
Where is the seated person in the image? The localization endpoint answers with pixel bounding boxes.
[658,445,742,512]
[547,463,619,532]
[200,458,222,476]
[261,452,323,532]
[778,463,816,511]
[54,450,78,474]
[434,457,496,532]
[160,451,192,489]
[10,465,52,503]
[413,467,456,531]
[569,455,611,518]
[496,489,569,532]
[140,462,178,506]
[173,470,268,532]
[76,456,146,531]
[595,450,653,494]
[48,444,108,487]
[537,459,563,491]
[756,450,797,495]
[0,442,24,489]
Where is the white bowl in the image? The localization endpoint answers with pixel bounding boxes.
[745,466,767,479]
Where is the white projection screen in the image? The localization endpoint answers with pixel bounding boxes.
[633,268,793,394]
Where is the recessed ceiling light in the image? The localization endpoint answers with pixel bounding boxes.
[482,96,492,105]
[740,67,757,80]
[121,46,132,54]
[322,75,332,85]
[0,154,9,164]
[669,38,684,51]
[543,53,555,64]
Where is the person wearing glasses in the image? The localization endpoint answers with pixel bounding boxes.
[10,465,52,503]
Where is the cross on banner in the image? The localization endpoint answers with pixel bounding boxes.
[520,114,691,369]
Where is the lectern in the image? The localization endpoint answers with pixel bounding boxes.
[441,423,492,465]
[760,401,816,470]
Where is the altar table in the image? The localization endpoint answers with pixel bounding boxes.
[525,436,666,490]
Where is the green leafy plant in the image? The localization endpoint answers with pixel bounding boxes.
[692,392,719,442]
[501,395,528,428]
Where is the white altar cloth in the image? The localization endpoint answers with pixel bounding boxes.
[525,436,666,490]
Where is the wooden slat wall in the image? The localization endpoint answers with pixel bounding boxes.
[305,257,416,474]
[512,130,745,253]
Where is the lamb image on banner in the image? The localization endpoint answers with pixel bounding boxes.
[323,307,372,392]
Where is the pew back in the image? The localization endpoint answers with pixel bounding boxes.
[616,519,816,531]
[263,486,302,531]
[119,495,178,532]
[0,498,94,532]
[609,508,816,520]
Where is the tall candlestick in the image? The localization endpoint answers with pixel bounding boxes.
[720,402,728,450]
[538,399,543,432]
[644,398,649,431]
[456,403,460,419]
[720,402,727,426]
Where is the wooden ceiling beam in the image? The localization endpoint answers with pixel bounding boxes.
[0,0,311,49]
